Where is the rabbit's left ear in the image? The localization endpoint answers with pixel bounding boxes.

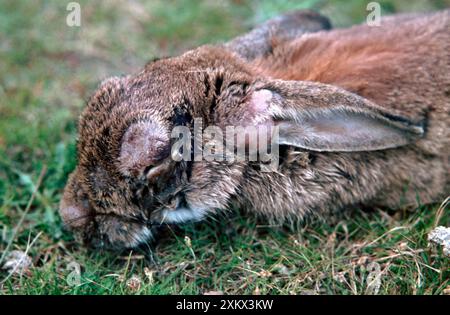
[249,80,424,152]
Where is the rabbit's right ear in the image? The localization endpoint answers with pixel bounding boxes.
[248,80,424,152]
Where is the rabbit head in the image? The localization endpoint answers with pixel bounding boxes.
[60,44,424,250]
[60,48,259,249]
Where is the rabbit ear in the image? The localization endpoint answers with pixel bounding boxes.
[249,80,424,152]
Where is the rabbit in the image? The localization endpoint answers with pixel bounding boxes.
[60,9,449,251]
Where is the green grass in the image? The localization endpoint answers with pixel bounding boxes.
[0,0,449,295]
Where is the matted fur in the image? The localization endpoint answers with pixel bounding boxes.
[60,10,449,250]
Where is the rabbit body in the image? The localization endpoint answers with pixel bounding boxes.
[60,10,449,249]
[241,11,450,220]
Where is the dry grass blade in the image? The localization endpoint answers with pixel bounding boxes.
[434,196,449,228]
[1,231,43,284]
[363,226,408,248]
[0,166,47,266]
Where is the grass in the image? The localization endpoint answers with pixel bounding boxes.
[0,0,449,295]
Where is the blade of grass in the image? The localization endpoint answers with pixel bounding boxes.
[0,166,47,266]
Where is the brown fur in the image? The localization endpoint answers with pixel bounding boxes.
[246,11,450,219]
[60,10,449,250]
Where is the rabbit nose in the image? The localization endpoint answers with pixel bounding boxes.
[60,201,92,228]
